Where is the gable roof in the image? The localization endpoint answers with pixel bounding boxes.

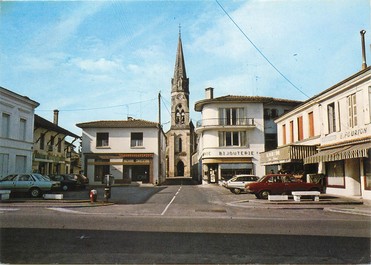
[194,95,302,111]
[35,114,79,138]
[76,119,160,129]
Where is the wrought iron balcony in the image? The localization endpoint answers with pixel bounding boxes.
[196,118,255,128]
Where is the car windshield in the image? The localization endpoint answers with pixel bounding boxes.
[33,174,47,181]
[2,175,17,181]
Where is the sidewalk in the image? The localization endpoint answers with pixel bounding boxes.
[231,195,371,217]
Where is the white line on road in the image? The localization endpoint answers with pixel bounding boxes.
[0,208,19,213]
[48,207,90,214]
[161,187,182,216]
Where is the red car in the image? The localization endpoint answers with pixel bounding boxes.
[245,174,322,199]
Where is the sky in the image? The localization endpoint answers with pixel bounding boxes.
[0,0,370,140]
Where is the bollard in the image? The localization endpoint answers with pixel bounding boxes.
[104,187,111,201]
[89,189,97,203]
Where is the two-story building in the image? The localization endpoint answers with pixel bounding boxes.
[194,87,301,184]
[33,110,80,175]
[261,66,371,199]
[0,86,39,177]
[76,118,166,185]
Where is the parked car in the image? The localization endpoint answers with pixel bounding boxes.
[0,173,61,198]
[72,174,89,187]
[245,174,322,199]
[50,174,83,191]
[223,175,260,194]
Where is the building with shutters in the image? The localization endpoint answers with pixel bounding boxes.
[0,86,39,177]
[194,87,301,184]
[77,118,166,185]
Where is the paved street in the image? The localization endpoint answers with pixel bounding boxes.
[1,184,370,264]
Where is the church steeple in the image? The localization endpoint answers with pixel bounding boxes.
[172,30,189,94]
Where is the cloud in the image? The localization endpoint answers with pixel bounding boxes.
[72,58,123,73]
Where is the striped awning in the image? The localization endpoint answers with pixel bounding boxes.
[304,142,371,164]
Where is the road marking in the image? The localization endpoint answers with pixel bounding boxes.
[161,186,181,216]
[48,207,90,214]
[0,208,19,213]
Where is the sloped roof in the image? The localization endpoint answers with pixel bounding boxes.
[76,119,160,129]
[194,95,302,111]
[35,114,79,138]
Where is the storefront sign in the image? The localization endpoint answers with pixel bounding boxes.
[202,149,255,158]
[340,127,368,140]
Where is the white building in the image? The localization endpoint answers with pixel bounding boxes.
[261,66,371,199]
[194,87,301,184]
[0,86,39,177]
[76,118,166,185]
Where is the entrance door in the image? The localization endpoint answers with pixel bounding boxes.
[177,161,184,176]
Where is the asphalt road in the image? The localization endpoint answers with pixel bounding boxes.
[1,185,370,264]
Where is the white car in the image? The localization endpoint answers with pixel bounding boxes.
[0,173,60,198]
[223,175,259,194]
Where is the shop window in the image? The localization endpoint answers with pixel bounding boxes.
[326,160,345,188]
[364,150,371,190]
[347,94,357,128]
[94,159,110,182]
[131,132,143,147]
[97,132,109,147]
[327,103,336,133]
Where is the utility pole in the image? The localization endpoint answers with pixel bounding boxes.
[158,91,161,184]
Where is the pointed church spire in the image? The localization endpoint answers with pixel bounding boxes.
[172,27,188,93]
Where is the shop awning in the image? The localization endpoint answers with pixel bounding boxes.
[260,145,317,165]
[304,141,371,164]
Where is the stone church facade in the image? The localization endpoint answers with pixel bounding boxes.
[166,34,195,179]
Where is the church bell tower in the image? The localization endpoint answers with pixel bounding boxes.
[166,30,193,179]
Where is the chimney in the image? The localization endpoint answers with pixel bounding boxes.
[205,87,214,99]
[360,30,367,70]
[53,109,59,125]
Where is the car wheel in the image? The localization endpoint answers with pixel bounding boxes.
[255,193,261,199]
[62,185,68,191]
[30,188,41,198]
[258,190,270,200]
[233,188,241,194]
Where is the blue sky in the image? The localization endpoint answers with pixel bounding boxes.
[0,0,370,137]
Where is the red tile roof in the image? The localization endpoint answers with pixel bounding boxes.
[76,119,159,129]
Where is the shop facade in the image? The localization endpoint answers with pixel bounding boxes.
[261,66,371,199]
[194,87,301,184]
[77,119,166,185]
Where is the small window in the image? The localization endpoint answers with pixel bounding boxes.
[297,116,303,141]
[19,118,26,141]
[327,103,336,133]
[308,112,314,137]
[40,133,45,150]
[97,133,109,147]
[1,113,10,138]
[131,132,143,147]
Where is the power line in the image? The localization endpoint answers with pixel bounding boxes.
[37,97,157,112]
[215,0,310,98]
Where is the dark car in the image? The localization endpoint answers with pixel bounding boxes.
[244,174,322,199]
[51,174,81,191]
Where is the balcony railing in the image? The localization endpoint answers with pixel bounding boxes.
[196,118,255,128]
